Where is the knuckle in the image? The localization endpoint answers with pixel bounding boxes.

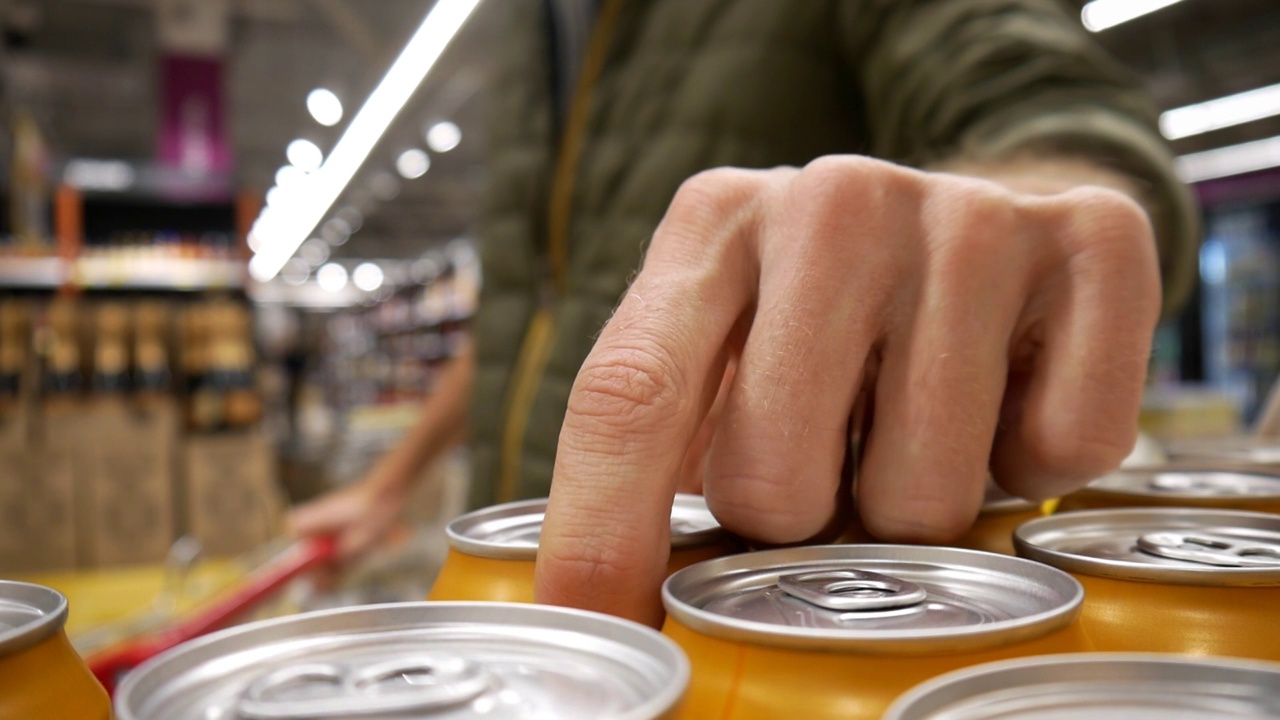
[666,167,760,228]
[795,155,900,218]
[1058,187,1156,262]
[567,341,687,432]
[929,182,1019,268]
[1057,187,1162,317]
[538,533,644,596]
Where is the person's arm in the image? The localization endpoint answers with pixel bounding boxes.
[289,340,474,561]
[536,1,1195,627]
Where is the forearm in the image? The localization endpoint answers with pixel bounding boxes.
[368,340,475,494]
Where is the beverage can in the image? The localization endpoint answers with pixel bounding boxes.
[1015,507,1280,660]
[115,601,688,719]
[662,544,1088,720]
[1058,468,1280,514]
[429,493,740,602]
[883,652,1280,719]
[0,580,111,720]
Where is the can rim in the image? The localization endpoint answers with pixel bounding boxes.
[114,601,690,720]
[446,494,728,560]
[0,580,68,657]
[1081,469,1280,501]
[981,496,1040,514]
[882,652,1280,720]
[661,544,1083,653]
[1014,507,1280,586]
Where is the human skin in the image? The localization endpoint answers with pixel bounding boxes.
[536,154,1162,627]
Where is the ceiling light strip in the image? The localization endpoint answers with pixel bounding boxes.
[1081,0,1186,32]
[1177,135,1280,184]
[250,0,483,281]
[1161,82,1280,140]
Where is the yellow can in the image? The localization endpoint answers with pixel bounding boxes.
[115,602,687,719]
[1015,507,1280,660]
[884,653,1280,719]
[662,545,1090,720]
[1058,468,1280,514]
[0,580,111,720]
[429,493,742,602]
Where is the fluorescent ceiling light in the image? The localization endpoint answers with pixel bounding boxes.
[249,0,484,282]
[316,262,348,292]
[353,262,385,292]
[1176,135,1280,183]
[307,88,344,127]
[1161,82,1280,140]
[275,164,307,190]
[396,148,430,179]
[1081,0,1185,32]
[427,120,461,152]
[286,139,323,173]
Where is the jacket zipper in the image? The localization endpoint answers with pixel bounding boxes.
[496,0,625,503]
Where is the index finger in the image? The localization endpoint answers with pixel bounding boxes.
[534,168,767,626]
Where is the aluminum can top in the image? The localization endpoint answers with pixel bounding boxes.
[1015,507,1280,586]
[114,602,689,720]
[883,652,1280,719]
[1166,437,1280,465]
[0,580,67,658]
[662,544,1081,653]
[1083,469,1280,500]
[447,493,726,560]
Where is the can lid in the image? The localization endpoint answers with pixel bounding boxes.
[981,481,1039,514]
[114,602,688,720]
[446,494,727,560]
[661,545,1082,654]
[1084,470,1280,500]
[1015,508,1280,586]
[0,580,68,658]
[1166,437,1280,465]
[883,653,1280,719]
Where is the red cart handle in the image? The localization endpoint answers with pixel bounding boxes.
[87,535,337,696]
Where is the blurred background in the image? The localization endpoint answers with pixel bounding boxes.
[0,0,1278,628]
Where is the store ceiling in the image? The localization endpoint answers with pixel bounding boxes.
[4,0,1280,261]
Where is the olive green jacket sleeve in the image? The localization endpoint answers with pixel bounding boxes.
[841,0,1199,316]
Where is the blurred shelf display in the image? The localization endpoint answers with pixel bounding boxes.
[1199,206,1280,422]
[0,255,243,290]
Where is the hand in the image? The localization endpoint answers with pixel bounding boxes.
[536,155,1160,626]
[287,469,409,565]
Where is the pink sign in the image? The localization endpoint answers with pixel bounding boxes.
[158,54,232,176]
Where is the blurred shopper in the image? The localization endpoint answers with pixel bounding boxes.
[293,0,1198,624]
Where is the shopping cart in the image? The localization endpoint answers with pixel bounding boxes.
[84,535,335,695]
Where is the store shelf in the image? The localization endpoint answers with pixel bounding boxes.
[0,256,244,290]
[0,256,66,288]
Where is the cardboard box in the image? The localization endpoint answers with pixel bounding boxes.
[181,430,285,557]
[0,447,77,574]
[74,398,178,568]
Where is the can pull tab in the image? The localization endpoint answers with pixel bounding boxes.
[778,569,927,611]
[235,655,491,719]
[1137,532,1280,568]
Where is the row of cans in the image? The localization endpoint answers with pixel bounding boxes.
[11,578,1280,719]
[6,461,1280,718]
